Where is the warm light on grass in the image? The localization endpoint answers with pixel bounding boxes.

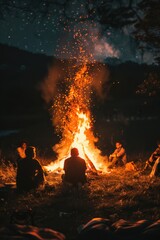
[0,159,16,184]
[1,159,160,240]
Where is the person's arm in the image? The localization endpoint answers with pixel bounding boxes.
[149,154,154,162]
[110,149,117,158]
[17,147,23,157]
[153,148,160,156]
[17,147,26,159]
[149,148,158,162]
[35,160,44,180]
[64,158,70,172]
[116,148,125,158]
[38,161,44,173]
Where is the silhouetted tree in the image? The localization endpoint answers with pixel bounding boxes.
[136,73,160,97]
[1,0,159,62]
[133,0,160,63]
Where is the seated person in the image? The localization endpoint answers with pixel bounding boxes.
[16,146,45,193]
[16,140,27,165]
[108,141,127,168]
[143,140,160,171]
[150,157,160,178]
[62,148,87,187]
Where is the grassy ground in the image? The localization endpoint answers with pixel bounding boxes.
[0,158,160,240]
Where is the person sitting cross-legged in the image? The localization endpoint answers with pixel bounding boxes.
[62,148,87,187]
[108,141,127,168]
[143,140,160,173]
[16,146,45,193]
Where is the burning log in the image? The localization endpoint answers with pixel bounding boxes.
[83,147,98,174]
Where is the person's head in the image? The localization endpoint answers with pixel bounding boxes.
[25,146,36,159]
[19,141,27,149]
[71,148,79,157]
[115,142,122,148]
[22,142,27,149]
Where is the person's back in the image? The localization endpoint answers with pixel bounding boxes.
[63,148,87,186]
[16,146,44,192]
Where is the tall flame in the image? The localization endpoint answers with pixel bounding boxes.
[45,62,108,173]
[42,19,118,173]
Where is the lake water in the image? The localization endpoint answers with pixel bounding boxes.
[0,129,19,137]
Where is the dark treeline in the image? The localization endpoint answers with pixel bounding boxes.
[0,44,160,155]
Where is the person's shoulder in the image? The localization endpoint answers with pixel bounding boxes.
[65,157,72,162]
[64,157,72,167]
[17,147,21,151]
[122,147,126,152]
[121,146,125,150]
[33,158,40,163]
[33,159,43,168]
[78,157,86,162]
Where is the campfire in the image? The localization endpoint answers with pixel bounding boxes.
[42,23,118,175]
[44,62,108,174]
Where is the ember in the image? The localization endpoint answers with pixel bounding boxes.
[45,63,108,173]
[43,23,118,174]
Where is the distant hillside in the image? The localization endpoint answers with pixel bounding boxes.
[0,43,52,67]
[0,44,79,130]
[0,44,54,116]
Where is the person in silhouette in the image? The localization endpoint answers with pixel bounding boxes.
[108,141,127,168]
[16,146,45,193]
[62,148,87,187]
[143,140,160,172]
[16,140,27,165]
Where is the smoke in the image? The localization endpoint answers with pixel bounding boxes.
[54,21,119,62]
[39,14,116,166]
[81,22,120,62]
[94,37,119,61]
[39,21,117,102]
[40,63,61,104]
[40,20,117,124]
[91,63,110,99]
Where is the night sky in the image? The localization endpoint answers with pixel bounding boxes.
[0,3,61,55]
[0,0,154,63]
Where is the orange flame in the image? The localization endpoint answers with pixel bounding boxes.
[45,63,108,173]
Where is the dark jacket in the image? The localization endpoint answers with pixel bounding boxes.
[16,157,44,192]
[64,156,87,185]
